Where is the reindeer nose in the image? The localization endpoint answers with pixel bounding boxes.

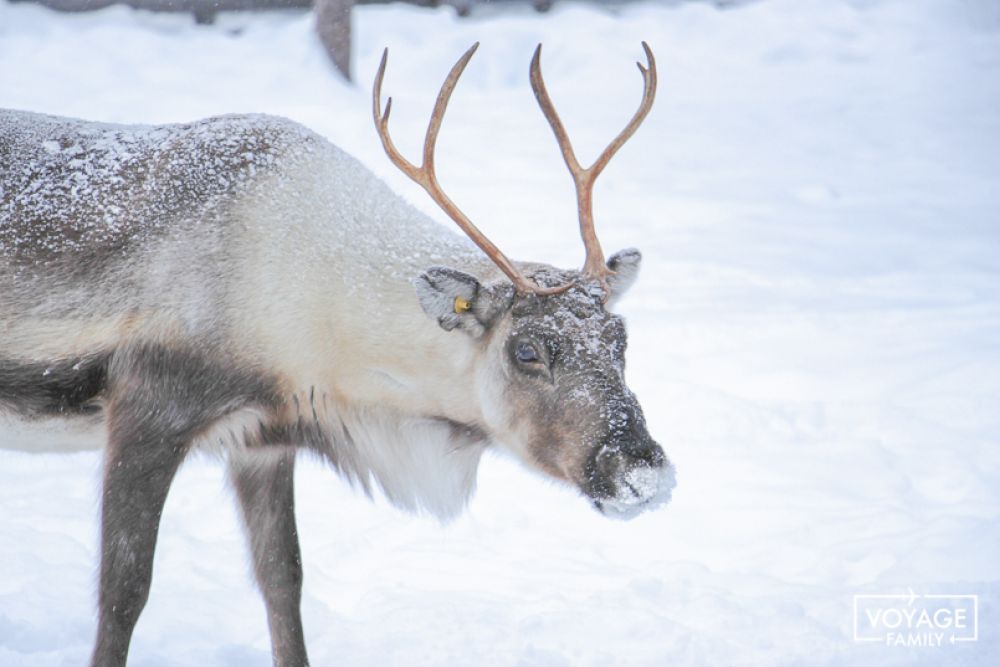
[591,433,665,480]
[585,436,675,520]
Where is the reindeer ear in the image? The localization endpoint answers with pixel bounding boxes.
[605,248,642,307]
[414,267,511,337]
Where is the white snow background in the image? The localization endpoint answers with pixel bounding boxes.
[1,0,999,665]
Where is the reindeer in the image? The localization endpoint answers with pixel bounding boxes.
[0,43,675,666]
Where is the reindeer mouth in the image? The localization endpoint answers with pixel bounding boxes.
[591,461,677,521]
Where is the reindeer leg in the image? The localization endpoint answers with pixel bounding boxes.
[90,398,193,666]
[229,450,309,667]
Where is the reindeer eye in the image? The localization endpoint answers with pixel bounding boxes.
[515,342,541,364]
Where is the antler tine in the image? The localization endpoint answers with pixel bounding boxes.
[529,45,583,178]
[374,45,571,296]
[421,44,479,177]
[373,48,421,184]
[591,42,657,180]
[530,42,658,287]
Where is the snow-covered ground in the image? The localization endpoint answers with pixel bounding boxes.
[2,0,999,665]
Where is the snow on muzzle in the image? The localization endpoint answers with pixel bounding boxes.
[584,440,676,520]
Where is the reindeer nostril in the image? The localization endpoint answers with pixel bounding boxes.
[650,446,666,467]
[630,441,665,468]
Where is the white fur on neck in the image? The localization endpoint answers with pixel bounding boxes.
[328,402,486,520]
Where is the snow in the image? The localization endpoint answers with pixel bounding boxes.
[1,0,999,665]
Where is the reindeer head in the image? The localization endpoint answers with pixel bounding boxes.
[374,44,675,519]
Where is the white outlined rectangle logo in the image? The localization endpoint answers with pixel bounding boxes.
[853,590,978,647]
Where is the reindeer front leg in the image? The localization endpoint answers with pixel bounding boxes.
[229,450,309,667]
[91,393,193,666]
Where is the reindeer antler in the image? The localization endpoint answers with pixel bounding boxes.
[530,42,657,292]
[373,44,571,296]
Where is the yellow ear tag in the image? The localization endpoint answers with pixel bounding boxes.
[454,296,472,314]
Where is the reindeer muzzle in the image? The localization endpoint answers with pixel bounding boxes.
[585,439,676,520]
